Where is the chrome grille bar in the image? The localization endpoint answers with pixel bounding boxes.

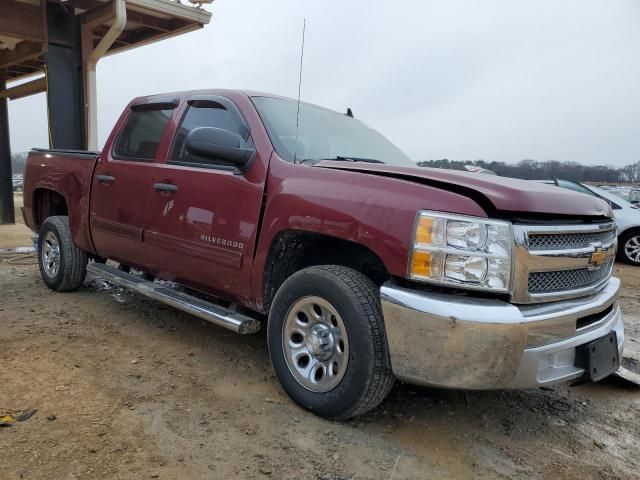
[528,229,616,252]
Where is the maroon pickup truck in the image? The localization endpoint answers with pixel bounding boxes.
[23,89,624,419]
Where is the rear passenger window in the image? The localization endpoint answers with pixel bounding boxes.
[113,108,172,161]
[170,102,250,167]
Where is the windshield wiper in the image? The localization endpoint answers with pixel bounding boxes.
[299,156,386,165]
[331,156,386,164]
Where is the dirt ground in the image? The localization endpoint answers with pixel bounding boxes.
[0,194,33,249]
[1,196,639,480]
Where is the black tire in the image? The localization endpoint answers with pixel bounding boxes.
[37,216,88,292]
[618,229,640,266]
[267,265,395,419]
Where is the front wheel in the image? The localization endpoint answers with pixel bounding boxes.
[618,230,640,266]
[37,216,88,291]
[267,265,395,419]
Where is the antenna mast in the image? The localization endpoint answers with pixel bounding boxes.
[293,18,306,164]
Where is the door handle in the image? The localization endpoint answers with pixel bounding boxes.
[96,175,115,183]
[153,183,178,192]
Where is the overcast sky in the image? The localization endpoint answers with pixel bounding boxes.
[8,0,640,166]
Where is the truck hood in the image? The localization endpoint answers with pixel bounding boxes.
[316,162,613,219]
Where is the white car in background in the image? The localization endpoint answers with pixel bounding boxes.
[607,187,640,205]
[12,174,23,192]
[544,179,640,266]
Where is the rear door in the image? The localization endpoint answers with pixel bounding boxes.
[144,95,268,301]
[90,98,178,268]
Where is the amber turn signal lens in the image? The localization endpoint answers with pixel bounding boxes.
[415,216,433,244]
[411,251,432,277]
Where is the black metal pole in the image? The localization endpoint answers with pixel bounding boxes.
[45,3,86,150]
[0,72,15,225]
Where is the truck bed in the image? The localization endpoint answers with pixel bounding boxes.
[23,148,99,255]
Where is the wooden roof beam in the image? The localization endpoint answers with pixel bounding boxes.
[0,1,46,43]
[6,64,42,76]
[21,59,45,69]
[0,76,46,100]
[61,0,103,11]
[0,41,45,69]
[126,11,174,32]
[92,26,131,47]
[82,1,115,28]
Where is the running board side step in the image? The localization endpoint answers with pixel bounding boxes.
[86,263,261,334]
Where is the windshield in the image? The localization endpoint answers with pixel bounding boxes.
[252,96,415,167]
[555,179,596,197]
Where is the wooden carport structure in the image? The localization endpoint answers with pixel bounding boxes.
[0,0,211,223]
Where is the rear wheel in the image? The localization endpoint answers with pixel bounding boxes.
[37,216,88,291]
[267,265,395,419]
[618,230,640,266]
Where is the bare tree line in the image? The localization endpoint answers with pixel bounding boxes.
[11,152,28,174]
[417,159,640,183]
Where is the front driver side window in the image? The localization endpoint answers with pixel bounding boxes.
[170,102,252,168]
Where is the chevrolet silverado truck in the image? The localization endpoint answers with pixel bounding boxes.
[23,90,624,419]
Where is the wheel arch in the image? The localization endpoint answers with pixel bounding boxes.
[31,186,96,255]
[32,188,69,229]
[261,229,390,314]
[618,225,640,239]
[617,226,640,264]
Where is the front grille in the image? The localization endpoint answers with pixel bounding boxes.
[513,222,616,303]
[528,260,614,294]
[528,229,616,251]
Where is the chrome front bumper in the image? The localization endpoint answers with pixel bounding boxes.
[380,278,624,389]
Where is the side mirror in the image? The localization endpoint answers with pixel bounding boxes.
[186,127,254,168]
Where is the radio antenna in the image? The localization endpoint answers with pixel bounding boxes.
[293,18,306,164]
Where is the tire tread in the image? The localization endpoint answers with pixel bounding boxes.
[316,266,395,418]
[38,216,87,292]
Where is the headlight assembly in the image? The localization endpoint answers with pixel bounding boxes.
[409,211,513,292]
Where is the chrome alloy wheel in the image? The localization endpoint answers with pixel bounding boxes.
[625,235,640,263]
[42,231,61,278]
[282,296,349,392]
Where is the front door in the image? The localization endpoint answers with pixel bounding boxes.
[90,101,176,268]
[144,95,268,301]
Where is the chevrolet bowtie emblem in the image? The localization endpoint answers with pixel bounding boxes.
[589,247,608,269]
